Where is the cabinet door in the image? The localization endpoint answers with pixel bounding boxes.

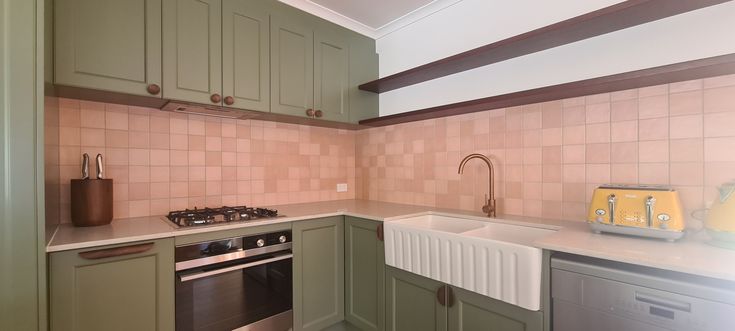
[314,27,349,122]
[345,217,385,331]
[54,0,162,97]
[50,239,175,331]
[222,0,270,112]
[293,216,345,331]
[270,13,314,118]
[348,33,379,123]
[386,266,447,331]
[162,0,222,105]
[448,286,543,331]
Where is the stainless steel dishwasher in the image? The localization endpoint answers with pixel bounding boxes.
[551,253,735,331]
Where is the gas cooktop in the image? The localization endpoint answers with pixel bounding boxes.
[166,206,281,228]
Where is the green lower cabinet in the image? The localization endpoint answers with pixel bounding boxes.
[49,239,175,331]
[293,216,345,331]
[386,266,447,331]
[386,266,543,331]
[345,217,385,331]
[448,286,543,331]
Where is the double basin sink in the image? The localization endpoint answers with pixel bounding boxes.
[384,214,555,311]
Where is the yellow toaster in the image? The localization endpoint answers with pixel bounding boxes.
[588,184,685,241]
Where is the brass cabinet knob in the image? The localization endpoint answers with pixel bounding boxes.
[224,96,234,105]
[314,110,323,118]
[305,108,315,117]
[146,84,161,95]
[210,93,221,103]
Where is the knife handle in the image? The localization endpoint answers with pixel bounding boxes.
[82,153,90,180]
[95,154,104,179]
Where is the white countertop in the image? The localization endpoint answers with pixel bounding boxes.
[47,199,735,282]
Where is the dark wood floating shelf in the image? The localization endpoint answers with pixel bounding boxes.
[359,53,735,127]
[359,0,732,94]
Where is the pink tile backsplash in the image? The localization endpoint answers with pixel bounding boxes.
[356,75,735,223]
[50,100,355,222]
[46,74,735,224]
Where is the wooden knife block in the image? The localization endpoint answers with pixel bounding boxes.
[70,179,113,227]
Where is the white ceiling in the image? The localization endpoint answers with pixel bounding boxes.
[310,0,435,29]
[278,0,462,39]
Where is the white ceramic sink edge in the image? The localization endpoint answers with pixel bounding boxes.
[384,214,556,311]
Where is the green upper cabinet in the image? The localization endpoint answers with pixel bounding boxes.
[54,0,162,97]
[386,266,447,331]
[314,25,349,122]
[448,286,543,331]
[345,217,385,331]
[162,0,223,105]
[270,11,314,118]
[222,0,270,112]
[292,216,345,331]
[348,33,379,123]
[49,239,175,331]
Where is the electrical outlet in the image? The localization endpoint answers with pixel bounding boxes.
[336,183,348,192]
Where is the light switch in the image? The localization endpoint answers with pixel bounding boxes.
[337,183,348,192]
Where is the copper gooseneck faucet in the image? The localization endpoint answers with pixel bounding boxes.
[458,153,496,217]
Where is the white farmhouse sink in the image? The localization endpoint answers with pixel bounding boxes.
[384,214,555,311]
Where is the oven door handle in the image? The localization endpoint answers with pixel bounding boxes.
[178,253,293,282]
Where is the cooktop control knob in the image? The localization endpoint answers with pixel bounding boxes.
[256,239,265,247]
[279,235,287,243]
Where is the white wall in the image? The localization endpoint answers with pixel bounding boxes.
[376,0,735,116]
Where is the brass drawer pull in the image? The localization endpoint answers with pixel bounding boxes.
[210,93,222,103]
[78,242,154,260]
[224,96,234,105]
[314,109,323,118]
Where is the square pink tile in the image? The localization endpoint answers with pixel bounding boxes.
[585,123,610,143]
[670,163,703,186]
[586,164,610,183]
[610,120,637,142]
[541,128,562,146]
[611,99,638,122]
[563,125,585,145]
[638,95,669,119]
[704,112,735,137]
[703,86,735,113]
[639,118,668,141]
[669,138,703,163]
[563,106,586,126]
[105,107,129,130]
[543,164,562,182]
[639,163,669,185]
[563,145,586,164]
[611,164,638,184]
[586,143,610,164]
[563,164,586,183]
[81,128,105,147]
[542,183,563,201]
[669,90,702,116]
[669,115,703,139]
[585,103,610,124]
[639,140,669,163]
[80,108,105,128]
[611,142,638,163]
[704,137,735,162]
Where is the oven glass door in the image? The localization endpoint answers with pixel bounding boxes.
[175,253,292,331]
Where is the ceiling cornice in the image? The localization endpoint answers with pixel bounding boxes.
[277,0,463,39]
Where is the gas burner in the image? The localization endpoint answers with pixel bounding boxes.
[166,205,281,228]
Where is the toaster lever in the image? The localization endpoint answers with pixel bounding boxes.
[646,196,656,227]
[608,194,617,225]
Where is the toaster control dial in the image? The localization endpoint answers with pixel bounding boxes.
[595,209,606,216]
[658,213,671,229]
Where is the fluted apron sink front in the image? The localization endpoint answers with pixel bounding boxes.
[384,214,555,311]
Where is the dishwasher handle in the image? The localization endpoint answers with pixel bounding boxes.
[635,292,691,312]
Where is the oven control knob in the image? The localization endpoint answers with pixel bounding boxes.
[279,235,287,243]
[256,239,265,247]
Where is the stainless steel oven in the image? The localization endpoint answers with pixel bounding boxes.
[175,230,293,331]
